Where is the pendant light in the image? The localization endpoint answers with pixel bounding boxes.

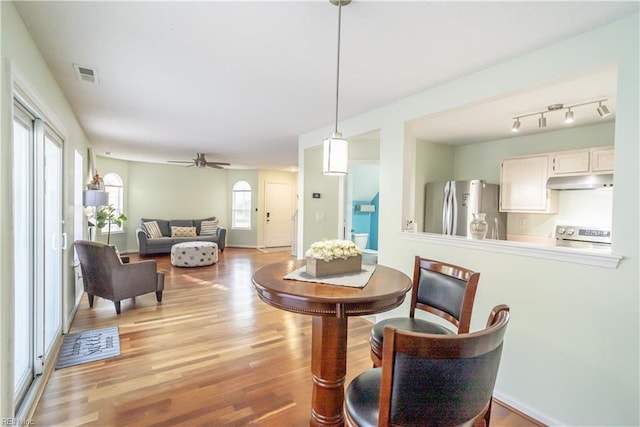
[323,0,350,176]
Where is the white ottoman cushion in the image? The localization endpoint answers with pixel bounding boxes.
[171,241,218,267]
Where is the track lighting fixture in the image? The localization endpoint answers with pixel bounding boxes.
[511,98,610,132]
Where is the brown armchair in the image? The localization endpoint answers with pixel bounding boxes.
[74,240,164,314]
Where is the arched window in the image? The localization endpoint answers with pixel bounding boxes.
[232,180,252,229]
[102,173,124,233]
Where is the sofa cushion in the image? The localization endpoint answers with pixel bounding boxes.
[171,226,197,238]
[170,219,194,230]
[200,219,219,236]
[143,221,163,239]
[193,217,216,235]
[142,218,170,237]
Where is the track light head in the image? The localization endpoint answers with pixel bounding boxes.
[597,102,610,118]
[511,119,521,132]
[565,108,574,123]
[538,114,547,128]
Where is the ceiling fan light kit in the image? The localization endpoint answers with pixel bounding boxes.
[511,98,611,132]
[167,153,231,169]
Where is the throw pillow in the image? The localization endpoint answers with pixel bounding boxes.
[143,221,163,239]
[171,226,197,238]
[200,219,219,236]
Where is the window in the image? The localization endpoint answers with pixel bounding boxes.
[102,173,124,233]
[232,180,252,229]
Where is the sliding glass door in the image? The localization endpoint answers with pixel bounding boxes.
[12,99,64,409]
[12,103,35,406]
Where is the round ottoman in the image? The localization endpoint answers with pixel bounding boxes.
[170,241,218,267]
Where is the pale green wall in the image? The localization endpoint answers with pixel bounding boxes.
[412,121,615,235]
[453,120,615,183]
[1,1,91,417]
[299,13,639,426]
[227,169,259,248]
[93,158,297,251]
[414,140,455,229]
[95,157,229,253]
[302,139,379,251]
[303,145,340,249]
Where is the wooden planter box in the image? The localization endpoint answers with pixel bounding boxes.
[306,255,362,278]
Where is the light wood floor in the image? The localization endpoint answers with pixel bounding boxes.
[33,248,543,426]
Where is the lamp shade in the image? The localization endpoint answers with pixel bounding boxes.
[323,133,348,175]
[83,190,109,207]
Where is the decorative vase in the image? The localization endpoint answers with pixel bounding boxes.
[306,255,362,278]
[470,213,488,240]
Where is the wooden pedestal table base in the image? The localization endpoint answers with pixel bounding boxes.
[311,316,347,426]
[252,260,411,427]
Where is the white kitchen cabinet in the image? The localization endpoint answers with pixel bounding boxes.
[500,154,558,213]
[550,150,590,175]
[549,146,614,176]
[591,147,614,172]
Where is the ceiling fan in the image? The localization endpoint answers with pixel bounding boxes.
[167,153,231,169]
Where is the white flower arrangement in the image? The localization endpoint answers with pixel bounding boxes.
[305,239,363,263]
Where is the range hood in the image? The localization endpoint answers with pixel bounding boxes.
[546,174,614,190]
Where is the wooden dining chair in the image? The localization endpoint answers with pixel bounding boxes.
[346,304,510,427]
[369,256,480,366]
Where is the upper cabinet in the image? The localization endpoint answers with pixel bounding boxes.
[549,146,614,176]
[550,150,590,175]
[500,146,614,213]
[500,154,558,213]
[590,147,615,173]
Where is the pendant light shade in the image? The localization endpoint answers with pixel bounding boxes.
[322,0,350,176]
[323,132,348,175]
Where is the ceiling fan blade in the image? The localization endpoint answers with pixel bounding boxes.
[168,154,231,168]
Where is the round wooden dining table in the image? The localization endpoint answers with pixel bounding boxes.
[252,259,412,427]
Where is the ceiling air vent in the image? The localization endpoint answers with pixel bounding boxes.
[73,64,99,84]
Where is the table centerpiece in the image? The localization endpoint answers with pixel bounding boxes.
[305,239,363,277]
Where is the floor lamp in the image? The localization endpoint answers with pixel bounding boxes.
[83,189,108,241]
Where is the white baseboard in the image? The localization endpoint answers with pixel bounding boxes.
[493,389,562,426]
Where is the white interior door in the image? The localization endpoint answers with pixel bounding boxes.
[264,182,293,247]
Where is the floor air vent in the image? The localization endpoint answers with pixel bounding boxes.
[73,64,99,84]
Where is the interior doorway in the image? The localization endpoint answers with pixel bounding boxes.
[344,162,380,250]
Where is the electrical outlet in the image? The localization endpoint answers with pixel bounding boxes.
[519,219,526,229]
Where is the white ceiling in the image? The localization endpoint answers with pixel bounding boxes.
[14,1,638,170]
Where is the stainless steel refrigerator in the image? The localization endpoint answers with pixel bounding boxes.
[423,180,506,239]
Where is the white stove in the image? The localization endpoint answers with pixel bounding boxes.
[555,225,612,250]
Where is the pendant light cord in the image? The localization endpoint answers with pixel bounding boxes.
[334,1,343,134]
